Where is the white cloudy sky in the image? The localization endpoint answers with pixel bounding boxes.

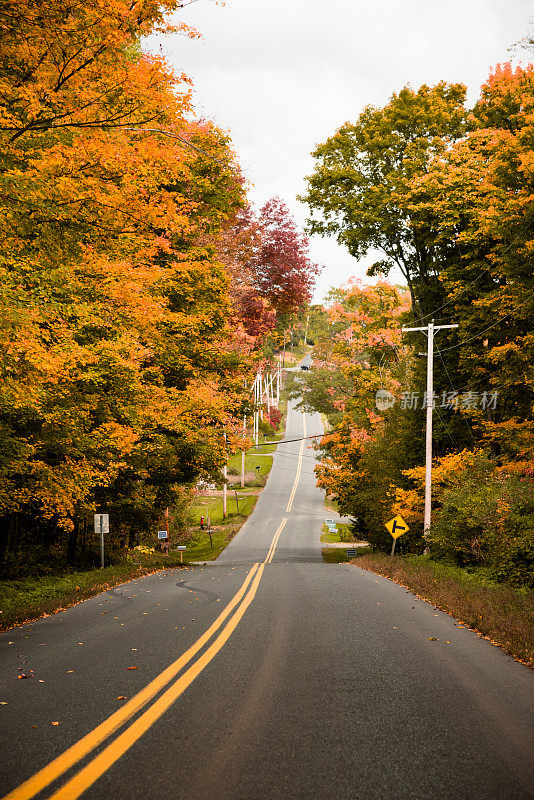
[146,0,532,302]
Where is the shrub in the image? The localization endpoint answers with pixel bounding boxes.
[427,453,534,587]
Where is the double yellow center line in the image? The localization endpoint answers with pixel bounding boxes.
[286,414,306,513]
[4,414,307,800]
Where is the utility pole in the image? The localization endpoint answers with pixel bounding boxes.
[223,432,227,519]
[241,413,246,488]
[164,506,170,555]
[401,321,458,537]
[304,314,309,345]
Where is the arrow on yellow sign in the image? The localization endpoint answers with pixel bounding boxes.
[385,514,409,555]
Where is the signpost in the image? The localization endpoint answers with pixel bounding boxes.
[157,531,168,540]
[94,514,109,569]
[175,545,186,564]
[385,514,409,555]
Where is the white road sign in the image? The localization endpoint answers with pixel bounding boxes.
[94,514,109,534]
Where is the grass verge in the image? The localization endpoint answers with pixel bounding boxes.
[0,552,186,632]
[353,553,534,668]
[185,496,258,562]
[190,494,257,527]
[320,522,354,543]
[322,547,372,563]
[324,497,341,514]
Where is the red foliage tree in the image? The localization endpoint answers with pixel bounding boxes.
[238,291,276,338]
[254,198,320,315]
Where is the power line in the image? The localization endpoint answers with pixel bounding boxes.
[407,216,534,326]
[438,289,533,353]
[434,339,478,447]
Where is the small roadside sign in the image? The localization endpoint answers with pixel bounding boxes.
[385,515,409,539]
[172,544,186,563]
[157,531,168,540]
[94,514,109,569]
[94,514,109,534]
[346,548,357,558]
[385,514,409,555]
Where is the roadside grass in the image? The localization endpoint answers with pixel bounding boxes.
[324,497,341,514]
[322,547,373,563]
[354,553,534,667]
[181,524,243,563]
[280,346,307,366]
[320,522,354,543]
[190,494,257,527]
[227,451,272,480]
[0,551,186,631]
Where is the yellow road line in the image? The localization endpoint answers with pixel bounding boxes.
[264,518,287,564]
[48,563,267,800]
[2,563,260,800]
[286,413,307,513]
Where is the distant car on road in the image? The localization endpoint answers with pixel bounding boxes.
[300,364,309,370]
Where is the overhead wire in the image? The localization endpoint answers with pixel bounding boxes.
[406,215,534,326]
[433,339,479,447]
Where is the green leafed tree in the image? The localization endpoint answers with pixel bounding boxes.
[299,82,467,316]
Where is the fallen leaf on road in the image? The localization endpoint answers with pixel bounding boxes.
[51,722,59,726]
[116,696,127,700]
[428,637,438,641]
[18,673,31,679]
[67,670,74,673]
[125,666,138,670]
[0,701,7,705]
[77,643,83,645]
[131,648,137,651]
[38,680,45,683]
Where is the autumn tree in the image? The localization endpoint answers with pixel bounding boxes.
[253,198,320,317]
[300,83,467,316]
[401,64,534,462]
[298,281,422,547]
[0,0,194,141]
[0,0,251,575]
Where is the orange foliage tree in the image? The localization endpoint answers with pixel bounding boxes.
[0,0,254,574]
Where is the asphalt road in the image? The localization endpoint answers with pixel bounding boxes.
[1,378,533,800]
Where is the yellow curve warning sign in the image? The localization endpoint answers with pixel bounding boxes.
[385,514,409,539]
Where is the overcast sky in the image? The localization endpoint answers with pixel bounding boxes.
[146,0,532,302]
